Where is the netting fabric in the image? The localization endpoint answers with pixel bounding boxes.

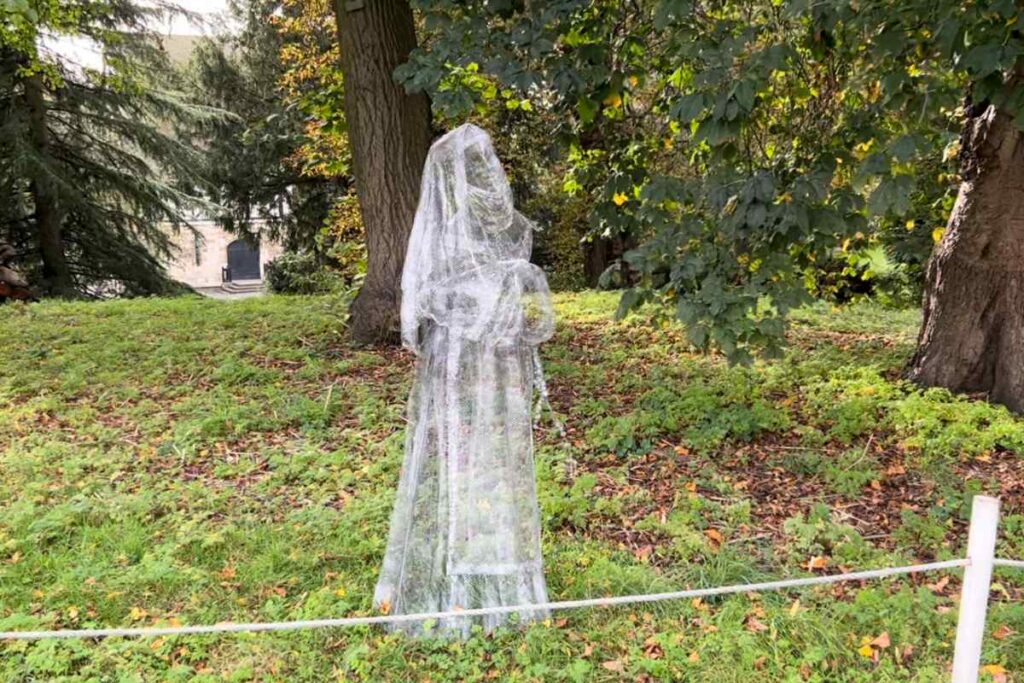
[373,123,554,637]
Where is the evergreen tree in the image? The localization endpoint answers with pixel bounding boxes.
[175,0,348,253]
[0,0,211,297]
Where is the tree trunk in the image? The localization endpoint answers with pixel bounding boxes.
[24,73,74,297]
[907,100,1024,412]
[332,0,432,344]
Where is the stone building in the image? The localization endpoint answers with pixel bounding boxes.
[162,220,285,294]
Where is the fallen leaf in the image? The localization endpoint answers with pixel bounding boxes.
[746,616,769,633]
[602,659,625,672]
[808,556,830,571]
[992,624,1014,641]
[378,600,391,615]
[688,651,700,663]
[857,644,874,658]
[871,632,891,649]
[634,545,653,562]
[981,664,1008,683]
[705,529,724,547]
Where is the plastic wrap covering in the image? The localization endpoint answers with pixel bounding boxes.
[374,124,554,636]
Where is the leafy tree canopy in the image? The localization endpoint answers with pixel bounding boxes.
[399,0,1024,362]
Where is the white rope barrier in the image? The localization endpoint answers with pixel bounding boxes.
[0,558,969,641]
[994,558,1024,570]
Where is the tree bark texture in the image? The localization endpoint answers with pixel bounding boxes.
[908,101,1024,412]
[332,0,432,344]
[24,73,73,297]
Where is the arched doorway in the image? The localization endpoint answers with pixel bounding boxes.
[227,239,261,281]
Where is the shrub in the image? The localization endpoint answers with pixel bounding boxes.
[264,251,345,295]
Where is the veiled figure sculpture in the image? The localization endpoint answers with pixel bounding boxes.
[373,123,555,637]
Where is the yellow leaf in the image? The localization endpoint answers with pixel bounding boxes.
[982,664,1008,682]
[129,606,148,621]
[932,228,946,243]
[858,644,875,658]
[612,192,628,206]
[905,219,916,230]
[335,586,348,598]
[603,93,622,108]
[808,556,830,571]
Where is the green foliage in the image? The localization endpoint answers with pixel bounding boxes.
[264,251,348,294]
[399,0,1024,361]
[175,0,348,252]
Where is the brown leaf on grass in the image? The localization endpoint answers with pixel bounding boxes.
[992,624,1015,641]
[926,576,950,594]
[602,659,625,672]
[704,528,724,547]
[634,544,654,561]
[871,632,891,649]
[746,616,769,633]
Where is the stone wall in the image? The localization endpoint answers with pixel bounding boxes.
[162,221,285,288]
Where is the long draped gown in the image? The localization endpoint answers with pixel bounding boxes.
[372,124,555,637]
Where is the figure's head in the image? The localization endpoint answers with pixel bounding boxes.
[426,124,515,236]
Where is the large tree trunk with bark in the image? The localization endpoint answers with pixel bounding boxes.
[332,0,432,344]
[907,99,1024,412]
[24,73,73,297]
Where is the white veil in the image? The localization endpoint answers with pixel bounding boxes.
[400,123,554,352]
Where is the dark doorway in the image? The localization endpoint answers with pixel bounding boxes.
[227,239,261,281]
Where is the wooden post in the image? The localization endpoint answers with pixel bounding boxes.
[951,495,1000,683]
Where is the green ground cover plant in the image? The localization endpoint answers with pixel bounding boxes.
[1,292,1022,681]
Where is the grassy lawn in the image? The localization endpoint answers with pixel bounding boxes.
[1,292,1022,682]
